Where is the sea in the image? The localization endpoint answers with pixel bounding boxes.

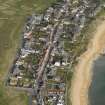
[89,55,105,105]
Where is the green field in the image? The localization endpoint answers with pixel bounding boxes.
[0,0,58,105]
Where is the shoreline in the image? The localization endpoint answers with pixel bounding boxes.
[70,20,105,105]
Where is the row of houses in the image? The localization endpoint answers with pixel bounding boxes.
[8,13,47,88]
[7,0,103,105]
[34,1,71,105]
[33,0,103,104]
[7,1,69,105]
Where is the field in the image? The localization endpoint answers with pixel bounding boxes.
[0,0,58,105]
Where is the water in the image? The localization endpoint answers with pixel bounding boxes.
[89,55,105,105]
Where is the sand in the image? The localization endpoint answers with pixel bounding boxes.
[70,20,105,105]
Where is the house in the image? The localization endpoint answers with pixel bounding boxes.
[23,79,30,87]
[17,76,22,79]
[24,40,32,50]
[24,31,32,39]
[55,76,61,82]
[62,62,66,66]
[54,62,60,67]
[39,38,47,42]
[47,7,54,13]
[32,99,37,105]
[57,103,63,105]
[16,60,24,66]
[9,77,18,86]
[21,49,35,58]
[13,67,21,76]
[21,49,30,58]
[44,7,54,22]
[32,14,43,25]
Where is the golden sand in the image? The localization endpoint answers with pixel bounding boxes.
[71,20,105,105]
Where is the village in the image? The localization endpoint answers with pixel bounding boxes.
[6,0,103,105]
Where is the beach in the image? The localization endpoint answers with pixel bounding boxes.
[70,20,105,105]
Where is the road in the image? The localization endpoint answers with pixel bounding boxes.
[34,0,70,105]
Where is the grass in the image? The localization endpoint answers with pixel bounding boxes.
[0,0,59,105]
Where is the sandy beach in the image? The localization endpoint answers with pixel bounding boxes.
[70,20,105,105]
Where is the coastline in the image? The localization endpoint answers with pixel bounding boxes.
[70,20,105,105]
